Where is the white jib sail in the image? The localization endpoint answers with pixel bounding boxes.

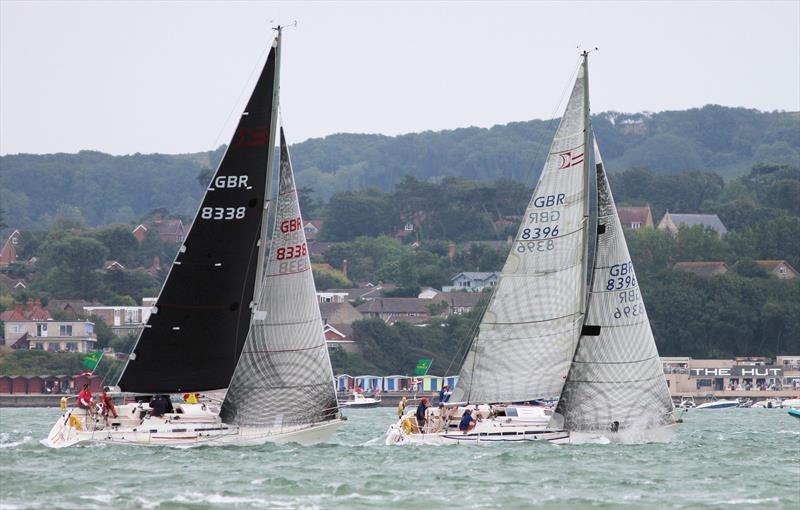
[220,128,338,428]
[555,139,675,432]
[454,61,589,403]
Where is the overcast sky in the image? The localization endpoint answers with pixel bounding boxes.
[1,1,798,155]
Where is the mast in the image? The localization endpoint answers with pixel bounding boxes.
[253,26,282,306]
[580,50,591,319]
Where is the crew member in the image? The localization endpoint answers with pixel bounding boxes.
[397,396,407,418]
[439,384,452,404]
[77,384,94,414]
[100,387,118,419]
[459,409,477,434]
[415,397,429,432]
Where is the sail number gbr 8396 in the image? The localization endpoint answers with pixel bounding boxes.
[517,193,564,253]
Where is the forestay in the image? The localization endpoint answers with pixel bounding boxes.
[454,61,590,403]
[555,140,674,431]
[118,45,276,394]
[220,129,339,427]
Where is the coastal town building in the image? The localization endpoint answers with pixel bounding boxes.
[0,229,21,268]
[661,356,799,394]
[83,298,156,337]
[657,212,728,237]
[673,261,730,277]
[755,260,798,280]
[616,206,654,230]
[1,301,98,353]
[303,220,324,241]
[132,218,186,244]
[442,272,500,292]
[356,297,433,323]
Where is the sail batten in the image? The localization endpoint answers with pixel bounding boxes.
[220,128,338,427]
[555,139,674,432]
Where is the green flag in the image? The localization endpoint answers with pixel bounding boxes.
[413,358,432,376]
[82,351,103,371]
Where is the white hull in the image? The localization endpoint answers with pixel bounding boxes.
[386,404,569,445]
[339,394,381,408]
[45,404,342,448]
[695,400,739,410]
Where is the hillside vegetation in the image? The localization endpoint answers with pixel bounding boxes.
[1,106,797,228]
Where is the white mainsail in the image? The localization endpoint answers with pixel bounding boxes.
[220,128,339,427]
[555,139,675,431]
[454,59,590,403]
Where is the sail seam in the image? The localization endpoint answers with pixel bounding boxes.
[564,374,665,384]
[241,343,327,354]
[572,354,660,365]
[482,311,582,326]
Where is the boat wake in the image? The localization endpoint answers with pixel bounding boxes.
[1,433,33,449]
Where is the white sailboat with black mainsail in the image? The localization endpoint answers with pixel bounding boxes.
[45,28,342,448]
[386,52,675,445]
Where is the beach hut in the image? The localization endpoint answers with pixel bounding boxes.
[0,376,12,394]
[10,376,27,394]
[336,374,354,393]
[443,375,459,391]
[421,375,443,392]
[26,376,45,394]
[354,375,383,393]
[383,375,411,392]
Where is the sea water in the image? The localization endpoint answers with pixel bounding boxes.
[0,407,797,509]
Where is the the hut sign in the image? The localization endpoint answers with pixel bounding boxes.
[690,366,783,378]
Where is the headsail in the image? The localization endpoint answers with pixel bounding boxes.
[220,128,339,427]
[555,139,674,431]
[118,42,278,394]
[454,58,590,403]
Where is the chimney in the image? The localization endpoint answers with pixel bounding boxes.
[342,259,349,279]
[448,243,456,262]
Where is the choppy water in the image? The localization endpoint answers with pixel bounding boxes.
[0,407,798,509]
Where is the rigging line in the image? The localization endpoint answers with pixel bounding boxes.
[211,40,274,150]
[524,58,582,188]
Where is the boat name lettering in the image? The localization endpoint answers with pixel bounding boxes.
[211,175,249,189]
[280,217,302,233]
[521,226,559,240]
[528,210,560,223]
[516,240,555,253]
[201,207,246,220]
[533,194,565,208]
[276,243,307,260]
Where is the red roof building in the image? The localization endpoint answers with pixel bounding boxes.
[0,229,21,267]
[617,206,654,230]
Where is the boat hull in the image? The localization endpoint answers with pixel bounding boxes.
[788,408,800,420]
[44,405,342,448]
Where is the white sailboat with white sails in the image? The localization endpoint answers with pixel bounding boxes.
[45,28,343,448]
[386,52,675,445]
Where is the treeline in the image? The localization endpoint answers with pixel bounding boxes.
[2,106,797,228]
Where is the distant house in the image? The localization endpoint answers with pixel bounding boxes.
[318,301,363,325]
[133,219,186,244]
[755,260,799,280]
[356,298,432,323]
[103,260,125,272]
[329,284,398,302]
[0,229,21,268]
[443,272,500,293]
[317,291,349,304]
[417,287,441,299]
[1,300,98,352]
[673,261,729,277]
[83,299,156,337]
[303,220,324,241]
[47,299,100,319]
[438,292,484,315]
[658,212,727,237]
[323,323,358,353]
[0,273,27,292]
[307,241,340,259]
[394,211,426,242]
[617,206,654,230]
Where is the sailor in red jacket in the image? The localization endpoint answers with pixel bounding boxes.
[100,387,118,419]
[77,384,94,414]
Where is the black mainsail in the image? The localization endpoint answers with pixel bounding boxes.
[118,41,279,394]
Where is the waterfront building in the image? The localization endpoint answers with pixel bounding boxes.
[662,356,796,395]
[83,299,156,337]
[443,272,500,292]
[2,301,98,353]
